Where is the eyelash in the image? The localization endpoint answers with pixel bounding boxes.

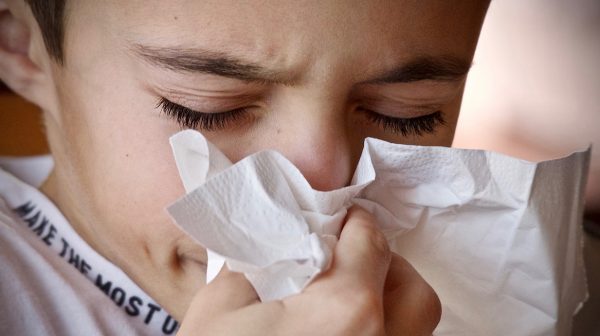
[158,97,445,136]
[157,97,250,131]
[362,109,446,137]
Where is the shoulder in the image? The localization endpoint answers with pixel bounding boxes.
[0,193,141,335]
[0,159,171,336]
[0,198,63,335]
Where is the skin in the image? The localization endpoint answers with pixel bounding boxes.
[0,0,489,333]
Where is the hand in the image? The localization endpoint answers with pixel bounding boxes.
[178,206,441,335]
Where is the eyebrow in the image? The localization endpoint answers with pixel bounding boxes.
[363,56,472,84]
[132,44,471,85]
[133,44,295,85]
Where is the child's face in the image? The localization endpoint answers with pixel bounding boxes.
[38,0,489,318]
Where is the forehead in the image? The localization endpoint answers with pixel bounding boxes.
[64,1,487,79]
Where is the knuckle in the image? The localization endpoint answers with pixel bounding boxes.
[346,207,391,265]
[367,227,392,263]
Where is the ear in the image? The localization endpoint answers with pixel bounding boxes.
[0,0,54,108]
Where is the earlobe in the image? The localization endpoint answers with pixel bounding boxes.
[0,1,48,106]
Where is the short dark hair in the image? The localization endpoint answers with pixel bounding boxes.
[25,0,66,64]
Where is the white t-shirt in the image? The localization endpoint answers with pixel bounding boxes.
[0,156,179,335]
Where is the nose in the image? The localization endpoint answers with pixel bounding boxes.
[258,104,358,192]
[280,125,352,191]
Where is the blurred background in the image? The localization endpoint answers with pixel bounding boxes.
[456,0,600,216]
[455,0,600,334]
[0,0,598,334]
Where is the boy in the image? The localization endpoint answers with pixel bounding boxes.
[0,1,490,334]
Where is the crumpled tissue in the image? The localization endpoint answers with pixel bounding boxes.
[167,129,590,336]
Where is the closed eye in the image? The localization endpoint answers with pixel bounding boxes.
[361,108,446,137]
[159,97,446,137]
[157,97,251,131]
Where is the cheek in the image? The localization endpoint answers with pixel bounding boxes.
[57,75,186,243]
[93,127,184,229]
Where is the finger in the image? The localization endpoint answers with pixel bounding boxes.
[328,205,392,294]
[296,206,391,335]
[185,266,259,321]
[384,254,442,335]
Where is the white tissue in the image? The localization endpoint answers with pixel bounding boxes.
[167,130,590,336]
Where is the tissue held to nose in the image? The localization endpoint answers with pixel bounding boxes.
[168,129,590,336]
